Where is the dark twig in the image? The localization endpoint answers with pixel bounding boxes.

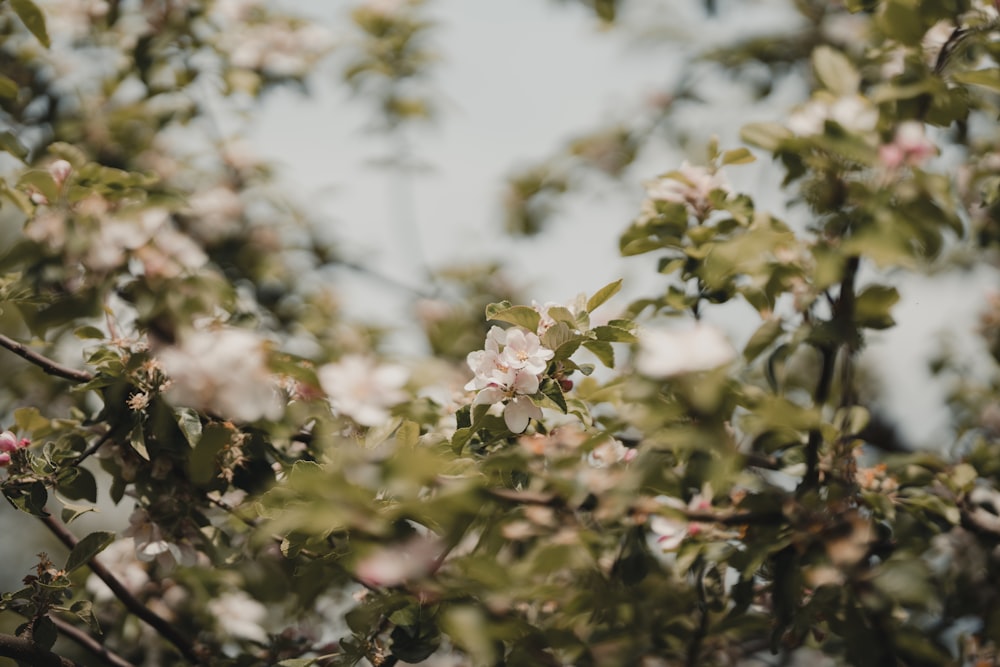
[72,430,115,467]
[37,514,204,665]
[0,630,83,667]
[0,333,93,383]
[51,615,136,667]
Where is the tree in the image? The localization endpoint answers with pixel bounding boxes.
[0,0,999,665]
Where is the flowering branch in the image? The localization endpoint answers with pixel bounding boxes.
[37,514,204,665]
[0,333,93,383]
[51,616,136,667]
[0,631,82,667]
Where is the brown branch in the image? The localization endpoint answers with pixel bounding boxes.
[0,630,82,667]
[37,514,204,665]
[0,333,93,383]
[72,430,114,467]
[51,616,136,667]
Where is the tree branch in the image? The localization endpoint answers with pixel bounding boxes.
[37,514,204,665]
[0,630,83,667]
[0,333,93,383]
[51,615,136,667]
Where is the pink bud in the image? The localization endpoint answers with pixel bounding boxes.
[47,159,72,186]
[0,431,17,453]
[0,452,9,466]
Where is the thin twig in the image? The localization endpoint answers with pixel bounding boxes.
[72,430,114,467]
[37,514,204,665]
[0,630,82,667]
[0,333,93,383]
[51,615,136,667]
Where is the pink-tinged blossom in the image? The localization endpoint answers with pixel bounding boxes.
[0,431,29,467]
[586,438,637,468]
[47,159,72,187]
[636,323,735,378]
[644,162,730,219]
[499,328,554,375]
[878,121,937,169]
[649,490,713,552]
[465,326,551,433]
[317,355,409,427]
[355,536,442,588]
[158,327,285,422]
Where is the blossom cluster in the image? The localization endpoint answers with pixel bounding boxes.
[0,431,29,466]
[465,326,554,433]
[640,161,731,221]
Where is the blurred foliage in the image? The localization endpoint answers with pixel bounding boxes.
[0,1,997,666]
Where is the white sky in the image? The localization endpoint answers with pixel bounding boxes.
[237,0,1000,449]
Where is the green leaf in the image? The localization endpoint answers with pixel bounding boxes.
[592,325,636,343]
[586,279,623,312]
[73,326,105,340]
[65,531,115,573]
[187,423,231,486]
[277,660,317,667]
[33,615,57,650]
[396,420,420,447]
[11,0,50,48]
[720,147,755,166]
[583,340,614,368]
[485,303,540,332]
[175,408,202,448]
[743,318,783,362]
[69,600,100,633]
[740,122,792,152]
[854,284,900,330]
[539,378,568,413]
[61,502,96,525]
[0,75,18,99]
[0,131,28,161]
[812,45,860,95]
[951,68,1000,93]
[57,467,97,502]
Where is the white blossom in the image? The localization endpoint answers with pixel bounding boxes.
[208,591,269,644]
[157,327,285,422]
[122,508,198,571]
[636,322,735,378]
[644,162,730,219]
[464,326,552,433]
[85,539,149,602]
[787,95,878,136]
[318,355,409,427]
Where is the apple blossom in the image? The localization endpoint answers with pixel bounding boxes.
[787,95,878,136]
[644,161,730,220]
[208,591,270,644]
[85,539,150,602]
[157,327,285,422]
[635,322,736,378]
[648,490,713,552]
[317,355,409,427]
[355,535,442,587]
[123,508,199,571]
[465,326,552,432]
[878,121,937,169]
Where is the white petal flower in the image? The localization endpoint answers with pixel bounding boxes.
[645,162,730,219]
[500,328,554,375]
[208,591,269,644]
[636,323,735,378]
[318,355,409,427]
[158,327,285,422]
[503,396,543,433]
